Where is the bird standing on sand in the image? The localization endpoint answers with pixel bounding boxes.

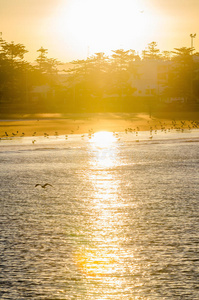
[35,183,53,188]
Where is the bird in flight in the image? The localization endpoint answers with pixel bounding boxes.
[35,183,53,188]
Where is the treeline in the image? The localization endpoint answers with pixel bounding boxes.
[0,35,199,114]
[0,36,61,113]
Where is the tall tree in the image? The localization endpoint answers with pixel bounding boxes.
[0,39,29,106]
[1,41,28,61]
[109,49,138,97]
[142,42,161,60]
[66,53,109,111]
[166,47,195,101]
[36,47,49,73]
[35,47,61,88]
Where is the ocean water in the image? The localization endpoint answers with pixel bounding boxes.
[0,129,199,299]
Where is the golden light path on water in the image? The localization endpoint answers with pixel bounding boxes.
[74,131,137,293]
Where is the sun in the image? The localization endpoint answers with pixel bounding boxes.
[51,0,157,58]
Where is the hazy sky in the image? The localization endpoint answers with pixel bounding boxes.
[0,0,198,62]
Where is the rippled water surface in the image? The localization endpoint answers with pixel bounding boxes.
[0,130,199,299]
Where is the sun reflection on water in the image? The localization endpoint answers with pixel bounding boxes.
[75,247,119,277]
[74,131,127,280]
[89,131,119,169]
[90,131,118,149]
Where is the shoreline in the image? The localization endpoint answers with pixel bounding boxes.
[0,112,198,138]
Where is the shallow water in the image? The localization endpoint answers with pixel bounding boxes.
[0,129,199,299]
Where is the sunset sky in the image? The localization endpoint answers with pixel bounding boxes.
[1,0,198,62]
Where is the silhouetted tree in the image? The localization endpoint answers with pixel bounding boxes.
[108,49,138,97]
[36,47,48,73]
[161,51,172,61]
[166,47,196,102]
[1,41,28,61]
[0,39,29,108]
[35,47,62,91]
[143,42,161,60]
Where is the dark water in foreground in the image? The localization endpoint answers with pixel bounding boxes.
[0,130,199,299]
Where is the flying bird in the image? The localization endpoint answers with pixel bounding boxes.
[35,183,53,188]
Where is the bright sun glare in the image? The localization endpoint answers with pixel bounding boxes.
[91,131,116,148]
[53,0,156,57]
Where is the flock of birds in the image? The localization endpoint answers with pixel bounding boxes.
[123,120,199,141]
[1,120,199,144]
[1,119,198,190]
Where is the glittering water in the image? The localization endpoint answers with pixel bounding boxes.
[0,130,199,299]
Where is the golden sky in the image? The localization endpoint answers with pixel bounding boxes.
[1,0,198,62]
